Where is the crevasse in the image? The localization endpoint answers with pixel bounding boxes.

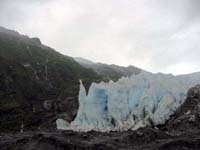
[57,71,200,132]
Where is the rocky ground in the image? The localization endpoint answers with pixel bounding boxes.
[1,85,200,150]
[1,127,200,150]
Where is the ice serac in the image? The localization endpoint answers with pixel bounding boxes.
[57,71,200,132]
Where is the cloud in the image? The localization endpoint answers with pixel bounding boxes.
[0,0,200,75]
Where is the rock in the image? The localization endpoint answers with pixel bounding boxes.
[136,131,144,137]
[31,37,42,45]
[163,84,200,134]
[43,100,53,110]
[188,115,195,122]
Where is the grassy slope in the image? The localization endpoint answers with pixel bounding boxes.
[0,31,102,132]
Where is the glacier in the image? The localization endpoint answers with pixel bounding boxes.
[57,71,200,132]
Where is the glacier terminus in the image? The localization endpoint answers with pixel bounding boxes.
[57,71,200,132]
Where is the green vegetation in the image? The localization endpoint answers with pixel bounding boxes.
[0,30,102,132]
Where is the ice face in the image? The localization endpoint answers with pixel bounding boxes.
[57,71,200,132]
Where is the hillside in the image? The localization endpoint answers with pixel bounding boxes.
[74,57,142,81]
[0,27,102,132]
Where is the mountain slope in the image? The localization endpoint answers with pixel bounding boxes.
[74,57,142,80]
[0,27,102,132]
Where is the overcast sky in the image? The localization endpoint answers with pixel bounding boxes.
[1,0,200,75]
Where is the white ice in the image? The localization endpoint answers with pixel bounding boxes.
[57,71,200,132]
